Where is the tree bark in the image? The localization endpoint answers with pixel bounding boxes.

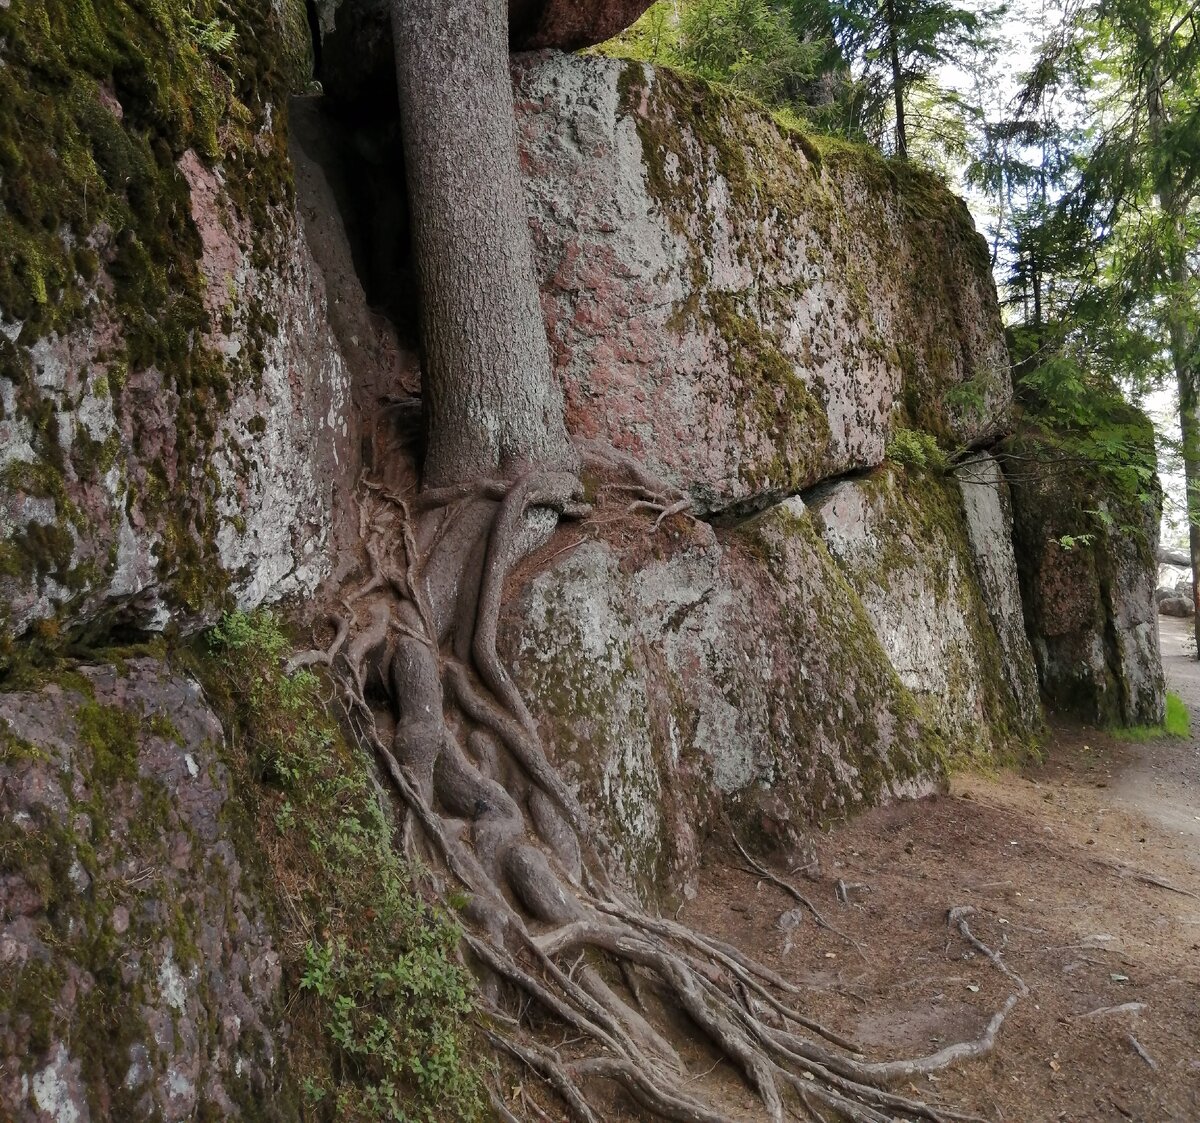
[886,0,907,159]
[1169,263,1200,650]
[391,0,574,488]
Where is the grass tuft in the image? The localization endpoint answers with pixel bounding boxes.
[1111,691,1190,742]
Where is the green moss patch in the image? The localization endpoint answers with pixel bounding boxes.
[1111,691,1189,741]
[0,0,312,637]
[191,611,485,1122]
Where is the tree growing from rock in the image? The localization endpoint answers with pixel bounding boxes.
[294,0,1028,1117]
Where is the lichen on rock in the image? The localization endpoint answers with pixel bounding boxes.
[501,500,942,904]
[512,53,1010,518]
[1005,403,1165,727]
[0,0,351,658]
[809,458,1042,763]
[0,661,286,1122]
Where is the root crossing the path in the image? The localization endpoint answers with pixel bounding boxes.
[297,459,1021,1122]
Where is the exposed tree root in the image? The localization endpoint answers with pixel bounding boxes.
[732,835,867,960]
[303,459,1024,1121]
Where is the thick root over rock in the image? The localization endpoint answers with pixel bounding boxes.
[299,457,1019,1122]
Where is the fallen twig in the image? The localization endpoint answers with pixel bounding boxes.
[1075,1002,1146,1020]
[947,906,1028,997]
[1126,1034,1157,1070]
[732,835,868,960]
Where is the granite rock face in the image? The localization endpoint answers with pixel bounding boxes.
[1006,418,1165,727]
[514,54,1011,517]
[810,461,1041,758]
[957,453,1044,725]
[0,662,286,1122]
[0,21,1173,1115]
[0,1,351,649]
[501,503,942,901]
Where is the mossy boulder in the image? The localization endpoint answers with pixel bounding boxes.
[0,661,289,1121]
[0,0,353,658]
[809,456,1042,763]
[1004,410,1165,727]
[500,505,943,904]
[512,54,1010,518]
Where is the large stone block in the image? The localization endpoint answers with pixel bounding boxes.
[0,663,285,1122]
[514,54,1011,517]
[0,2,350,648]
[810,459,1041,758]
[501,504,941,901]
[1006,413,1165,727]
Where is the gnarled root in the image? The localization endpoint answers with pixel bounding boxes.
[313,463,1019,1121]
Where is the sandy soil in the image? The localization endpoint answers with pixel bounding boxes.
[634,620,1200,1122]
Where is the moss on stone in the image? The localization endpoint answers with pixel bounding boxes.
[186,611,486,1122]
[812,463,1041,767]
[612,60,1001,463]
[740,502,944,820]
[0,0,313,637]
[708,292,833,493]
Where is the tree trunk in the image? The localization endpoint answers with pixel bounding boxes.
[1145,45,1200,652]
[1169,265,1200,650]
[391,0,574,488]
[886,0,907,159]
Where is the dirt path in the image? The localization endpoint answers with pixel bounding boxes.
[660,622,1200,1121]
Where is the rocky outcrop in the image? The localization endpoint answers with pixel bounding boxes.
[1155,563,1193,617]
[501,501,941,901]
[0,1,351,652]
[0,662,288,1122]
[510,0,657,49]
[0,18,1173,1116]
[514,54,1010,518]
[1006,411,1165,727]
[809,458,1040,759]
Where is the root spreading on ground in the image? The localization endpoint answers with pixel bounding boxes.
[295,452,1023,1122]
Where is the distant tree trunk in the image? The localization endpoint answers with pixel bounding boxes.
[391,0,573,488]
[886,0,907,159]
[1168,251,1200,649]
[1145,48,1200,652]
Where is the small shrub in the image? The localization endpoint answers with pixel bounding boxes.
[885,427,948,471]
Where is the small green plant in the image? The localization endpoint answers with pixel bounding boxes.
[186,16,237,57]
[198,610,484,1122]
[1111,691,1190,741]
[885,426,948,471]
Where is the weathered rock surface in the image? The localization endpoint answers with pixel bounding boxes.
[502,503,942,900]
[0,662,287,1122]
[810,459,1040,758]
[0,2,351,649]
[1158,591,1194,618]
[1006,418,1165,727]
[510,0,657,49]
[514,54,1011,517]
[957,453,1044,724]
